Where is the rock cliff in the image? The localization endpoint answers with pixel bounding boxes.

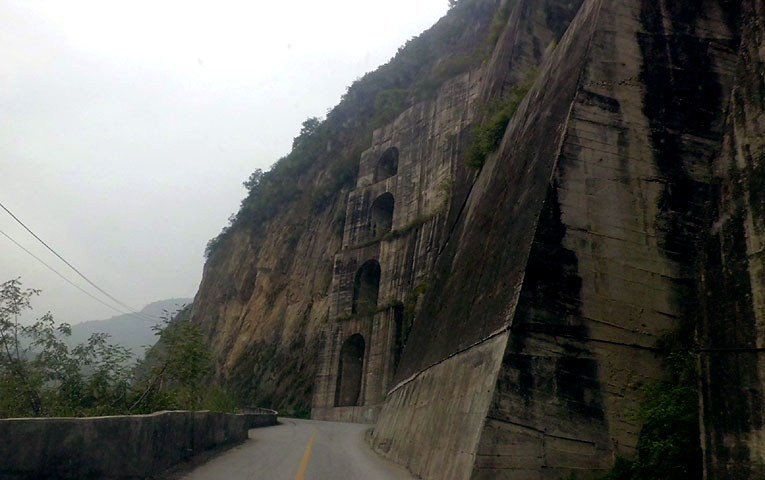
[189,0,765,478]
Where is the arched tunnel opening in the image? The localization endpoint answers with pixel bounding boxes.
[374,147,399,182]
[352,260,381,315]
[370,193,394,238]
[334,334,366,407]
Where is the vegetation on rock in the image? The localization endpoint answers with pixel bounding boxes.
[466,67,537,169]
[0,278,132,417]
[204,0,500,259]
[0,278,236,418]
[595,352,701,480]
[130,309,237,413]
[486,1,513,52]
[225,337,316,419]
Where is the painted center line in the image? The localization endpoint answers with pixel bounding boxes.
[294,433,316,480]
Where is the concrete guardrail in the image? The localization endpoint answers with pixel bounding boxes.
[0,409,278,479]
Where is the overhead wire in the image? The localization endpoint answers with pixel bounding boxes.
[0,200,159,322]
[0,227,136,318]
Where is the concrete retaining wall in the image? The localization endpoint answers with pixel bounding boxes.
[312,405,381,424]
[371,334,508,480]
[0,410,277,479]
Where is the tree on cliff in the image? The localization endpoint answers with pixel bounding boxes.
[0,278,235,418]
[0,278,132,417]
[0,279,45,415]
[128,309,234,413]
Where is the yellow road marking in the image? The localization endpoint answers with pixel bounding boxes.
[294,433,316,480]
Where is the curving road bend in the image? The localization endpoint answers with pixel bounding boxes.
[181,418,415,480]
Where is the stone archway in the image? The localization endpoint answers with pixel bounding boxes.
[352,260,381,315]
[374,147,399,182]
[370,193,394,238]
[334,334,366,407]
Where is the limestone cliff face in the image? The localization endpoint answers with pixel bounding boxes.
[191,0,765,478]
[189,0,501,415]
[700,0,765,475]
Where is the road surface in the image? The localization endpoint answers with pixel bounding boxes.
[181,418,415,480]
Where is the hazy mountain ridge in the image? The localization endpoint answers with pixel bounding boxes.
[67,298,192,356]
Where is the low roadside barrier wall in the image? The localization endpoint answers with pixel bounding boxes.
[0,409,278,479]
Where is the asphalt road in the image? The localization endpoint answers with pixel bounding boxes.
[181,418,415,480]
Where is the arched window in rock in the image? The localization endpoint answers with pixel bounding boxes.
[334,334,365,407]
[370,193,394,238]
[352,260,381,315]
[374,147,399,183]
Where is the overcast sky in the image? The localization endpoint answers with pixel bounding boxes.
[1,0,449,325]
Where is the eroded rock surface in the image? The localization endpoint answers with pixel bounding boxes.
[190,0,765,478]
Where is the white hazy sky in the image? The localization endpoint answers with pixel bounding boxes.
[1,0,449,324]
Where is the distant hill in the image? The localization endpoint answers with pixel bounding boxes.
[67,298,192,358]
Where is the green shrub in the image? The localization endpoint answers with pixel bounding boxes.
[372,89,410,129]
[599,352,701,480]
[466,68,537,170]
[0,279,135,418]
[0,279,237,418]
[205,1,508,259]
[486,2,512,53]
[200,384,239,413]
[411,54,478,98]
[599,457,638,480]
[310,151,360,213]
[225,339,316,416]
[130,313,215,413]
[205,117,330,258]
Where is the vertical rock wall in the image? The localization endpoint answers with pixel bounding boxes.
[699,0,765,477]
[372,0,765,478]
[372,0,605,477]
[190,0,765,477]
[187,0,501,416]
[474,0,740,477]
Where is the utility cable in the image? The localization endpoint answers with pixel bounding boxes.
[0,201,158,321]
[0,227,138,318]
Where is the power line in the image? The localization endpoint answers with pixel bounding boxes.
[0,200,157,321]
[0,227,137,318]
